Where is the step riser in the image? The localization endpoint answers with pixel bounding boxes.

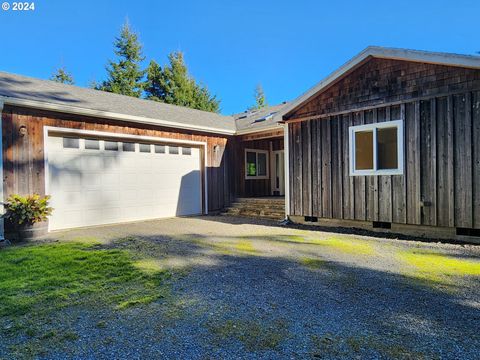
[222,198,285,220]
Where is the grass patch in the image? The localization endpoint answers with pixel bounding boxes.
[0,240,171,357]
[398,250,480,283]
[209,318,290,351]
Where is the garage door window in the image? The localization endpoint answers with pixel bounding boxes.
[85,139,100,150]
[182,147,192,155]
[105,141,118,151]
[139,143,151,153]
[123,142,135,152]
[169,146,179,155]
[155,145,165,154]
[63,137,79,149]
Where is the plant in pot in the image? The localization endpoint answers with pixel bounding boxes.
[4,194,53,240]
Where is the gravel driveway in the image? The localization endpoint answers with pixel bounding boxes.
[2,215,480,359]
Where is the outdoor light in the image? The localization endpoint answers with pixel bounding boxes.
[19,125,27,136]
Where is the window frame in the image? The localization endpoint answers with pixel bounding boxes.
[349,119,404,176]
[244,148,269,180]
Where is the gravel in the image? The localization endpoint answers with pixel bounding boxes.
[2,215,480,359]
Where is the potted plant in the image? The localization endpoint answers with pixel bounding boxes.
[4,194,53,240]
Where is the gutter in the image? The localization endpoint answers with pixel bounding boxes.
[0,96,237,136]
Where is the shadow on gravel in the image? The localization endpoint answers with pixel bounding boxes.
[10,222,478,359]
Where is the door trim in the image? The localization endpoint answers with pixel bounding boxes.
[43,126,209,231]
[271,149,285,196]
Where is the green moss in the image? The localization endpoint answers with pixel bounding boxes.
[310,334,428,359]
[209,318,290,351]
[285,235,375,255]
[398,250,480,283]
[234,240,257,253]
[300,257,325,269]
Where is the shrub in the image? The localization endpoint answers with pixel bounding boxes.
[4,194,53,226]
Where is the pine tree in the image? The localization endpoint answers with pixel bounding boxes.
[97,21,145,97]
[144,51,220,113]
[251,84,267,109]
[50,67,74,85]
[144,60,163,101]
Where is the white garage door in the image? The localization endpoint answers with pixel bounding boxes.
[47,133,203,231]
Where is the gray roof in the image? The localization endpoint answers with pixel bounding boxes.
[0,71,237,134]
[233,102,289,132]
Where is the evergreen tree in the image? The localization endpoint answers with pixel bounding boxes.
[144,51,220,113]
[50,67,74,85]
[251,84,267,109]
[97,21,145,97]
[144,60,163,101]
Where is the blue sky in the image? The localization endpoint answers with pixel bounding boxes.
[0,0,479,114]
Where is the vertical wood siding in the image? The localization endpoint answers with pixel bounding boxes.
[288,90,480,229]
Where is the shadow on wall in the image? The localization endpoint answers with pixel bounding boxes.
[176,170,203,216]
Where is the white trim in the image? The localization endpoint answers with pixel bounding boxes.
[0,101,4,240]
[284,123,290,217]
[244,148,269,180]
[348,119,404,176]
[1,96,236,135]
[271,150,285,195]
[278,46,480,120]
[43,126,209,232]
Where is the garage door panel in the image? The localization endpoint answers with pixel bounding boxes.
[47,134,203,230]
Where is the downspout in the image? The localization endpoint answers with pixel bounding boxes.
[283,122,290,220]
[0,101,4,240]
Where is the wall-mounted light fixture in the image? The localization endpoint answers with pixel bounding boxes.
[19,125,27,137]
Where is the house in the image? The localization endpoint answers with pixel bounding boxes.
[0,46,479,240]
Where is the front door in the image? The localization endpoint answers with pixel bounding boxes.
[272,150,285,196]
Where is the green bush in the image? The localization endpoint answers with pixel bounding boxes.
[4,194,53,226]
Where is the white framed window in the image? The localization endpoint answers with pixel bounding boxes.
[349,119,404,176]
[245,149,269,179]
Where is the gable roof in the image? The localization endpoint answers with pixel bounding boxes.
[279,46,480,120]
[0,71,237,135]
[233,102,289,134]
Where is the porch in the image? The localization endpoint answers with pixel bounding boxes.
[233,127,285,198]
[226,126,286,220]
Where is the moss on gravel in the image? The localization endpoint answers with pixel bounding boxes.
[397,249,480,283]
[208,318,290,351]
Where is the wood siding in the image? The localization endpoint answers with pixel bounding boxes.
[233,137,284,197]
[285,58,480,121]
[288,90,480,229]
[1,105,233,213]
